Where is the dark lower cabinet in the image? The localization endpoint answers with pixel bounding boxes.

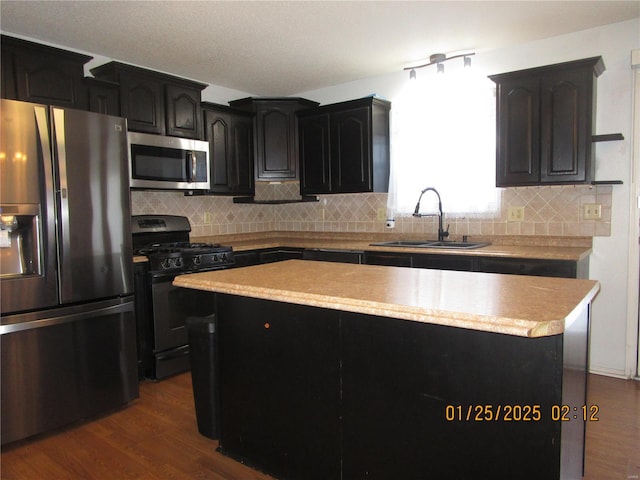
[302,248,363,264]
[341,312,563,480]
[217,295,341,480]
[364,251,413,267]
[412,253,475,271]
[364,250,587,279]
[257,248,303,264]
[475,256,585,278]
[213,294,589,480]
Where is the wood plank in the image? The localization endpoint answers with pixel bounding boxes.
[1,372,636,479]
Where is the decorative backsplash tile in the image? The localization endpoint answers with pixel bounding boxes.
[131,183,612,238]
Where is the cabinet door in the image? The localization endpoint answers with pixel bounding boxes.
[119,72,165,134]
[86,78,120,116]
[203,108,254,195]
[331,106,372,192]
[217,295,341,480]
[474,257,577,278]
[364,251,412,267]
[412,254,474,272]
[540,67,592,183]
[299,113,331,194]
[2,47,91,110]
[258,248,303,264]
[230,113,255,195]
[495,77,540,186]
[255,101,299,180]
[165,84,201,139]
[204,109,233,193]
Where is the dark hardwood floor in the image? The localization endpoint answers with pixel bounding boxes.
[1,372,638,479]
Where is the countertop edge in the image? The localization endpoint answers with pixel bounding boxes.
[173,262,600,338]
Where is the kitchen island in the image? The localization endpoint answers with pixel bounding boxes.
[174,260,600,480]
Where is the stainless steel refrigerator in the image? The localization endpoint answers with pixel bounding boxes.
[0,99,138,445]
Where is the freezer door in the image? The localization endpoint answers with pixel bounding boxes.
[0,99,58,313]
[51,107,133,303]
[1,297,139,445]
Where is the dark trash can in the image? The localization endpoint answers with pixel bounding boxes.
[186,314,219,439]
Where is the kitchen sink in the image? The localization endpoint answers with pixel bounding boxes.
[370,240,490,249]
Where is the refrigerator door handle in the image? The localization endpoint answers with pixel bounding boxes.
[52,107,73,297]
[0,300,134,335]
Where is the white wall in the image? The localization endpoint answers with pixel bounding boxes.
[298,18,640,378]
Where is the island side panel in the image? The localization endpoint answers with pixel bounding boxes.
[560,303,590,479]
[216,294,341,480]
[340,312,565,480]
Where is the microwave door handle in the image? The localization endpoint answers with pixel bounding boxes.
[186,151,196,183]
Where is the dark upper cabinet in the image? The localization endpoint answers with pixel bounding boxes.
[201,102,255,195]
[91,62,206,138]
[298,113,331,193]
[298,97,391,194]
[1,35,91,109]
[84,77,120,116]
[490,57,604,187]
[229,97,319,181]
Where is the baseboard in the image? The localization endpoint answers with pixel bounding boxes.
[588,365,630,379]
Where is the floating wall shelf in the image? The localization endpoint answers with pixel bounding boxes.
[592,133,624,142]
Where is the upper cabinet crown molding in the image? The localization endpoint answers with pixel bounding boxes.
[490,56,606,187]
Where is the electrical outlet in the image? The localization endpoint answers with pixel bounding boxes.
[203,212,212,224]
[377,208,386,222]
[508,206,525,222]
[583,204,602,220]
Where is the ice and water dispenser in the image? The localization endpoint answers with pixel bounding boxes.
[0,204,42,278]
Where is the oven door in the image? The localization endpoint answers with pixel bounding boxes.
[150,273,218,379]
[151,276,191,353]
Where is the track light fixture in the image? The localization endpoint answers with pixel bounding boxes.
[405,52,475,79]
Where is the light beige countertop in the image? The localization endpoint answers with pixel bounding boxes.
[173,259,600,338]
[192,232,593,261]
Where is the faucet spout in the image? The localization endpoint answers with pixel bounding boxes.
[412,187,449,242]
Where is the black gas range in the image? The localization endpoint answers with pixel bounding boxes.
[132,215,233,379]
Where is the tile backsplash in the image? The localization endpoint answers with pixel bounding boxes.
[131,182,612,239]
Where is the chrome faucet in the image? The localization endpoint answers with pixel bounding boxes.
[413,187,449,242]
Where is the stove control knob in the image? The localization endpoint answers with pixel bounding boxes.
[221,253,227,261]
[193,255,201,266]
[161,258,172,269]
[213,254,219,262]
[174,257,183,268]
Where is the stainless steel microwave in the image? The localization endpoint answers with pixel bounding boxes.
[128,132,210,190]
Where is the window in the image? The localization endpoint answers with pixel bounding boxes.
[387,69,501,219]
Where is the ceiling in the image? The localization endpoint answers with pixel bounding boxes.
[1,1,639,96]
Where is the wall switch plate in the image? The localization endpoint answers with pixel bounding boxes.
[508,206,525,222]
[583,204,602,220]
[377,208,386,222]
[203,212,212,224]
